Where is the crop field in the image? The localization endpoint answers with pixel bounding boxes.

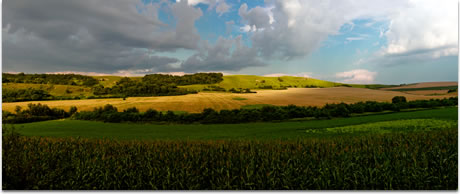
[4,106,458,190]
[3,87,454,113]
[3,126,457,189]
[10,107,457,140]
[305,119,456,134]
[403,90,450,95]
[382,82,458,90]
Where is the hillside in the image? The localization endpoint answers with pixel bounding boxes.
[3,74,389,99]
[179,75,361,91]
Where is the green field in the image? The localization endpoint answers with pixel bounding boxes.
[92,76,142,87]
[305,119,456,134]
[11,107,457,140]
[178,75,389,91]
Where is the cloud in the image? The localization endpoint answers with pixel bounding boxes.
[3,0,202,73]
[238,3,273,31]
[180,35,266,72]
[380,0,458,59]
[240,25,257,32]
[216,1,231,16]
[239,0,410,60]
[181,0,231,16]
[356,0,458,68]
[264,72,313,78]
[335,69,377,84]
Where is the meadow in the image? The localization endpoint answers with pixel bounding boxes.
[11,107,457,140]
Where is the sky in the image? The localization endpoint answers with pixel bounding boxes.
[2,0,459,84]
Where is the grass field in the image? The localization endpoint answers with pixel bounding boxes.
[92,76,142,87]
[11,107,457,140]
[3,87,453,113]
[179,75,348,91]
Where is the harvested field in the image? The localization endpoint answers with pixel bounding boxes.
[403,90,452,95]
[2,87,455,113]
[382,82,458,90]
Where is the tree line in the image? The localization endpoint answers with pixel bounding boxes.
[4,96,456,124]
[72,97,457,124]
[142,73,223,85]
[3,103,77,124]
[2,89,53,102]
[92,73,223,97]
[92,77,196,97]
[3,88,89,102]
[2,73,99,87]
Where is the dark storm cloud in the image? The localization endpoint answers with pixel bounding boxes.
[3,0,202,73]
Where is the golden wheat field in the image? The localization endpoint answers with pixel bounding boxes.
[402,90,451,95]
[382,82,458,90]
[2,87,456,113]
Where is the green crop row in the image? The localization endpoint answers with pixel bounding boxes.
[306,119,457,134]
[3,129,457,190]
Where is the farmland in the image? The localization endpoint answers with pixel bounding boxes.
[2,87,454,113]
[2,73,458,190]
[10,107,457,140]
[4,119,458,189]
[381,81,458,90]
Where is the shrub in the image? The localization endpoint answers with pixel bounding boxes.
[392,96,407,104]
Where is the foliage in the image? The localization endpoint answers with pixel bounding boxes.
[392,96,407,104]
[202,85,227,92]
[142,73,223,85]
[91,72,223,97]
[2,88,53,102]
[229,88,257,93]
[306,119,457,134]
[3,103,71,124]
[73,97,457,124]
[6,97,457,124]
[2,88,89,102]
[10,107,458,140]
[2,73,99,87]
[3,129,457,190]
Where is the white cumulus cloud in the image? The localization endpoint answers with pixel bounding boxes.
[264,72,313,78]
[382,0,458,58]
[335,69,377,84]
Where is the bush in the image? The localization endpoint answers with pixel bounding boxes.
[392,96,407,104]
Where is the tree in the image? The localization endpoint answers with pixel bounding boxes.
[69,106,78,115]
[392,96,407,104]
